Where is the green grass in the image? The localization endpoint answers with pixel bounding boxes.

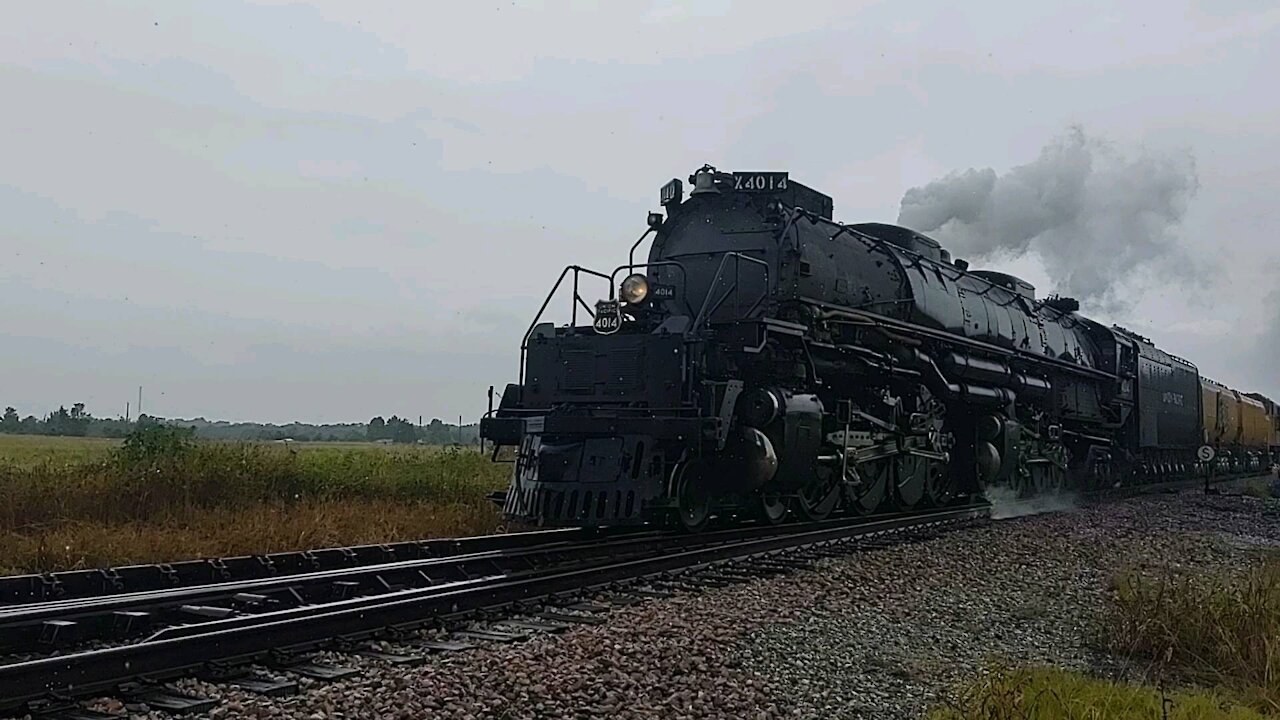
[0,433,511,573]
[936,558,1280,718]
[930,666,1265,720]
[0,434,470,469]
[0,434,121,467]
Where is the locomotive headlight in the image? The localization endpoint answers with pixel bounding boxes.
[619,273,650,304]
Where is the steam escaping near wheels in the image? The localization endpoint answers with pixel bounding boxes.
[983,484,1079,520]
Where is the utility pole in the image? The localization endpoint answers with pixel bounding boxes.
[125,402,130,422]
[138,386,143,418]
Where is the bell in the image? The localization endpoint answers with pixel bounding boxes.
[689,167,721,196]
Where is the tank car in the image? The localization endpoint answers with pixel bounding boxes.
[480,165,1271,529]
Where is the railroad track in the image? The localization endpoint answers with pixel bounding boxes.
[0,505,988,716]
[0,526,612,605]
[1,474,1264,717]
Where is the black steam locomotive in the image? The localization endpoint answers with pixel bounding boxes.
[480,166,1258,530]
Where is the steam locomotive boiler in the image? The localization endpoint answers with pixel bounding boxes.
[480,165,1271,530]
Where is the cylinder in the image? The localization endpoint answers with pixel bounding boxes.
[720,426,778,491]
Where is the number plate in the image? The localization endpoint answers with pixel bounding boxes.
[660,179,683,205]
[593,300,622,335]
[732,172,789,192]
[649,283,676,300]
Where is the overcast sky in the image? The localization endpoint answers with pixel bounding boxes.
[2,1,1277,424]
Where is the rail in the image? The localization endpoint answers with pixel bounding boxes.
[0,527,597,606]
[0,506,987,713]
[518,265,612,385]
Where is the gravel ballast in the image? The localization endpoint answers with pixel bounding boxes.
[99,490,1280,720]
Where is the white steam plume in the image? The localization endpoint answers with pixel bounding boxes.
[897,126,1200,311]
[983,485,1079,520]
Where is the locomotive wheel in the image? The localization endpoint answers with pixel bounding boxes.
[895,454,927,509]
[848,459,890,515]
[921,460,953,506]
[673,462,711,532]
[757,491,789,525]
[795,474,841,521]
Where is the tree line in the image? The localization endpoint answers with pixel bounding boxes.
[1,404,479,444]
[365,416,479,445]
[1,404,137,437]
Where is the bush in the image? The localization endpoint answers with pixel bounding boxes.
[116,424,197,466]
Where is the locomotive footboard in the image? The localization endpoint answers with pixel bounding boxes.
[499,414,707,526]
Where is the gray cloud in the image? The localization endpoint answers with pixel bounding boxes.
[897,126,1201,311]
[2,2,1279,423]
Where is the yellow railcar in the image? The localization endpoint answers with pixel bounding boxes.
[1240,393,1271,449]
[1203,378,1274,474]
[1201,378,1240,446]
[1245,392,1280,451]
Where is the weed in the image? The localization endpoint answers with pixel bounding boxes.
[1244,478,1273,500]
[1109,560,1280,713]
[931,665,1264,720]
[0,432,509,572]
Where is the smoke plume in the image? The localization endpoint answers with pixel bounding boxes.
[897,126,1199,310]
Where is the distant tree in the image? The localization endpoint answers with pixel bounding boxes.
[92,418,132,439]
[43,406,72,436]
[66,403,90,436]
[1,407,18,433]
[367,416,387,441]
[118,424,197,466]
[390,418,418,444]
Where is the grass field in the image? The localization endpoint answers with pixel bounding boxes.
[0,433,510,573]
[932,557,1280,718]
[0,435,474,468]
[0,434,122,467]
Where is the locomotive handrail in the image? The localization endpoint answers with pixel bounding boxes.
[691,252,770,335]
[628,227,656,269]
[518,264,612,385]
